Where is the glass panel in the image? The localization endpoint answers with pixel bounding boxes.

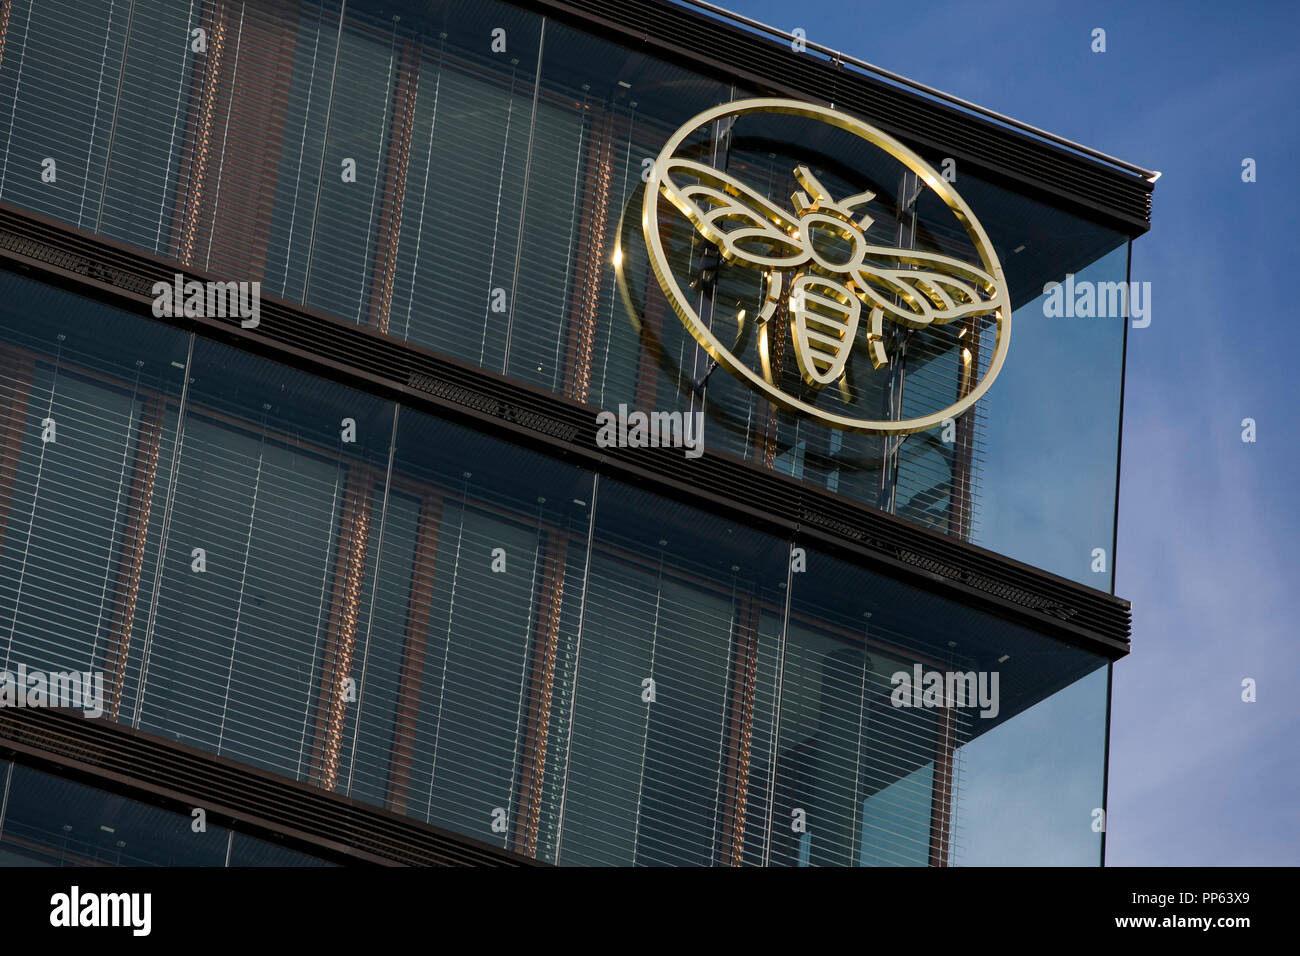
[299,6,425,323]
[0,273,189,711]
[129,339,395,784]
[0,0,123,231]
[382,0,543,367]
[95,0,193,253]
[861,762,934,867]
[556,479,788,866]
[342,487,420,810]
[0,763,229,866]
[352,407,593,854]
[258,1,347,299]
[955,664,1109,865]
[973,243,1129,587]
[781,546,1110,865]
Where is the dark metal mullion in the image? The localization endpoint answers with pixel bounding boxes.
[501,18,548,376]
[881,168,918,515]
[300,0,348,300]
[92,0,137,235]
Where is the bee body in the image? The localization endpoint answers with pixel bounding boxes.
[658,156,1003,392]
[787,273,860,387]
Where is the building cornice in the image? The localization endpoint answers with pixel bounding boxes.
[505,0,1154,235]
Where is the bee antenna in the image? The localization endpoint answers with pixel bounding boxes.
[840,189,877,211]
[793,166,830,204]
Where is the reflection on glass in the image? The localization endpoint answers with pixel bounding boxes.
[955,664,1109,866]
[779,547,1111,866]
[975,245,1129,588]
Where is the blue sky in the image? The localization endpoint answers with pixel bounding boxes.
[716,0,1300,865]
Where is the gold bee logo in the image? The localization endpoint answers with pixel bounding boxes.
[641,98,1011,435]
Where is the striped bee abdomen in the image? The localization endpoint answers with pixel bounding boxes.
[788,272,862,388]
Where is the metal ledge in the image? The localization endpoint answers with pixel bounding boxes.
[0,707,543,867]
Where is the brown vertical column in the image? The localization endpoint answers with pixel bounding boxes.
[365,42,420,336]
[0,351,35,562]
[928,704,955,867]
[946,316,979,542]
[100,394,166,720]
[561,107,615,404]
[510,530,567,857]
[171,0,300,279]
[385,492,442,814]
[758,300,789,470]
[0,0,13,73]
[307,470,374,791]
[716,592,762,865]
[633,186,675,413]
[172,1,231,269]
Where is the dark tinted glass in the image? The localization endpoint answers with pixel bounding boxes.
[778,545,1109,866]
[129,339,395,784]
[361,410,592,851]
[0,763,229,866]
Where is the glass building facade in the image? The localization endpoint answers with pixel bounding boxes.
[0,0,1148,865]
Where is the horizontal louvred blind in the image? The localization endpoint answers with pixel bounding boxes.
[0,0,123,233]
[0,284,188,720]
[551,480,790,867]
[0,268,1113,870]
[124,339,396,788]
[342,409,595,856]
[0,0,988,548]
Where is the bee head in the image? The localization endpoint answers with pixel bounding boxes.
[790,165,876,233]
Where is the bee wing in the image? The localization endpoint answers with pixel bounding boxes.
[658,157,810,270]
[851,245,1004,328]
